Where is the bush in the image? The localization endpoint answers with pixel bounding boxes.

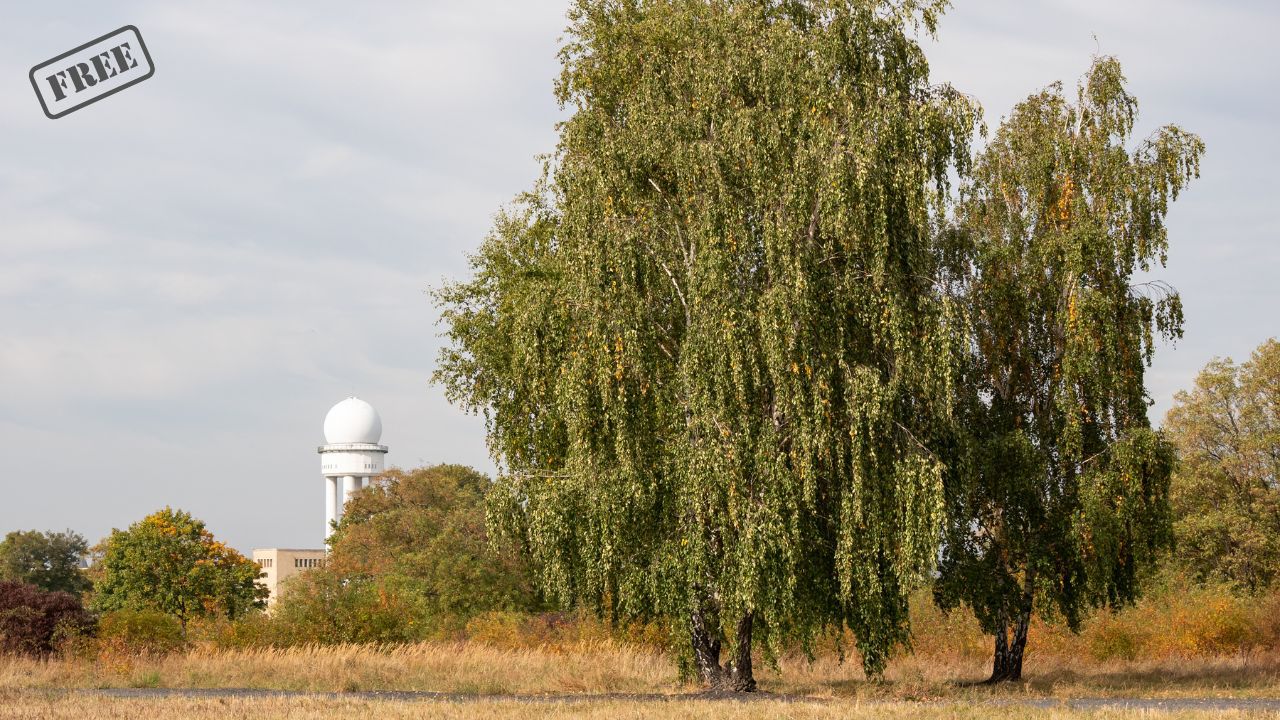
[1078,573,1256,661]
[97,609,186,655]
[0,580,93,656]
[270,570,432,645]
[906,567,1280,667]
[186,611,277,650]
[462,610,669,651]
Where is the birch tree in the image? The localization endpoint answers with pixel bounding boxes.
[437,0,977,689]
[935,57,1203,682]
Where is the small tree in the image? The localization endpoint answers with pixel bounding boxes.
[0,529,91,595]
[0,580,94,656]
[325,464,543,623]
[935,57,1203,682]
[437,0,978,689]
[1164,339,1280,592]
[91,508,266,622]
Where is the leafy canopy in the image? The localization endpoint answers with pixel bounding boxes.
[91,507,266,622]
[327,464,543,620]
[437,0,978,674]
[273,465,542,644]
[935,56,1203,672]
[0,530,91,595]
[1165,339,1280,592]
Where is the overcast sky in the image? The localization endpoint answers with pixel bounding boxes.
[1,2,1273,553]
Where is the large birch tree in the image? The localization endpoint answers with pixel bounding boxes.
[436,0,977,689]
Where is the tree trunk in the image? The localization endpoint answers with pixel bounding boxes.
[988,617,1012,683]
[1007,607,1029,680]
[689,606,724,687]
[987,606,1031,682]
[689,608,757,692]
[725,611,756,692]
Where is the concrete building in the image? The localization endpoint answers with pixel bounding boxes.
[252,397,389,606]
[252,548,327,605]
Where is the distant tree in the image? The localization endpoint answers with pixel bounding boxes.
[324,464,542,621]
[934,57,1203,682]
[0,580,94,656]
[436,0,979,689]
[0,530,91,595]
[91,508,266,622]
[1164,339,1280,592]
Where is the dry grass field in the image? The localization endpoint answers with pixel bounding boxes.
[4,580,1279,717]
[4,691,1280,720]
[3,641,1280,701]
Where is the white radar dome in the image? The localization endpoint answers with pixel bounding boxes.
[323,397,383,444]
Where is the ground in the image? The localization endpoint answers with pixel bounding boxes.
[5,691,1280,720]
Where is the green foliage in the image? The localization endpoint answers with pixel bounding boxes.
[935,57,1202,677]
[270,570,431,645]
[1164,339,1280,592]
[0,529,91,595]
[97,609,187,655]
[0,580,94,657]
[91,508,266,622]
[436,0,979,678]
[326,465,542,623]
[270,464,541,644]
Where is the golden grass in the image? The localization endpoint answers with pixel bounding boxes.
[4,641,1280,702]
[5,577,1279,706]
[0,641,679,695]
[3,691,1279,720]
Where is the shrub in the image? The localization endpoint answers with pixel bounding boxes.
[186,611,277,650]
[97,609,186,655]
[0,580,93,656]
[270,570,432,645]
[463,610,668,652]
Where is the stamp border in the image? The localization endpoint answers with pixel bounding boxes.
[29,25,156,120]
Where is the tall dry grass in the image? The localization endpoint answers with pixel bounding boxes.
[3,573,1279,699]
[902,575,1280,668]
[0,641,678,695]
[5,639,1280,700]
[3,691,1271,720]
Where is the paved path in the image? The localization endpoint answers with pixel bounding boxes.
[49,687,1280,711]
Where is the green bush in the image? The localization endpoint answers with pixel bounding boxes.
[270,570,432,645]
[97,609,186,655]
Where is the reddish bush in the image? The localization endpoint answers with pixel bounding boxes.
[0,580,94,656]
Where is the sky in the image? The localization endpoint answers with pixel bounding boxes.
[0,2,1273,554]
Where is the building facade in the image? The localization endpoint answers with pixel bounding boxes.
[252,548,327,606]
